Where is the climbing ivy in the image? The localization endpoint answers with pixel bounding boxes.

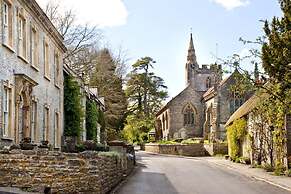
[86,100,98,141]
[64,75,84,139]
[226,118,247,160]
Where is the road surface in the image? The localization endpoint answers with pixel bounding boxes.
[117,151,290,194]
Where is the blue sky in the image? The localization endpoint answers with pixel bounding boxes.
[37,0,282,98]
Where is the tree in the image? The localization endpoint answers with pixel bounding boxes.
[90,49,128,139]
[123,57,168,143]
[126,57,168,117]
[44,2,102,80]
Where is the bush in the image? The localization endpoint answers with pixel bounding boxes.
[157,140,177,145]
[76,144,86,152]
[274,162,286,176]
[285,169,291,177]
[263,163,274,172]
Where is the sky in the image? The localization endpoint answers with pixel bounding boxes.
[36,0,282,98]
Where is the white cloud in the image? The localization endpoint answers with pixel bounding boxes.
[211,0,250,10]
[36,0,128,27]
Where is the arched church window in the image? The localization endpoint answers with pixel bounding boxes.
[183,105,195,126]
[206,77,212,89]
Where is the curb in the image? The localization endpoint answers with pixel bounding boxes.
[205,159,291,192]
[110,164,139,194]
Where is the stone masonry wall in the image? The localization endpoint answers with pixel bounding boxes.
[145,143,228,157]
[0,149,134,194]
[145,143,206,157]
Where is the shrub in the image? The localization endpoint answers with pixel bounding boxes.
[76,144,86,152]
[157,140,177,145]
[274,162,286,176]
[285,169,291,177]
[263,163,274,172]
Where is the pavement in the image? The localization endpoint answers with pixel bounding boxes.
[115,151,291,194]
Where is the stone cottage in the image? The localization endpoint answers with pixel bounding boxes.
[0,0,66,148]
[225,92,291,166]
[156,34,248,141]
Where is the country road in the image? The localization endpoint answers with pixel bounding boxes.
[116,151,290,194]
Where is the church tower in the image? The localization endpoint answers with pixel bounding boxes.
[185,33,198,86]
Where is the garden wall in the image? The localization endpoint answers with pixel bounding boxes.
[0,149,134,194]
[145,143,228,157]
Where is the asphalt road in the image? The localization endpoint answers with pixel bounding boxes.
[117,151,290,194]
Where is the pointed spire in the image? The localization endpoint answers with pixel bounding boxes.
[187,33,198,68]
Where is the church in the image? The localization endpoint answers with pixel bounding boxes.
[156,34,247,141]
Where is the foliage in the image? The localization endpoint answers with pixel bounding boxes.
[64,75,84,139]
[121,114,154,144]
[226,118,247,160]
[157,140,177,145]
[263,163,274,172]
[126,57,168,116]
[90,49,128,139]
[123,57,168,143]
[98,109,106,144]
[274,161,286,176]
[86,100,99,140]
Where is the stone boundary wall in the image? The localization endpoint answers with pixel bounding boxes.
[145,143,228,157]
[204,143,228,156]
[0,149,134,194]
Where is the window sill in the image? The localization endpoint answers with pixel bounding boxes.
[44,75,51,82]
[18,55,29,64]
[2,43,15,53]
[55,83,60,89]
[31,65,39,72]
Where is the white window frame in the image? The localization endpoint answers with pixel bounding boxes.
[30,99,37,142]
[31,26,38,68]
[2,86,11,137]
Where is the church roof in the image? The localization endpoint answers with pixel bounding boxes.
[156,85,191,116]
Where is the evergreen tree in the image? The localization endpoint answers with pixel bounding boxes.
[90,49,128,138]
[262,0,291,93]
[123,57,168,143]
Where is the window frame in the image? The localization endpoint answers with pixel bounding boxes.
[2,0,14,49]
[43,39,50,80]
[30,25,39,70]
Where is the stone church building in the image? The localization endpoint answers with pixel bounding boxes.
[156,34,247,141]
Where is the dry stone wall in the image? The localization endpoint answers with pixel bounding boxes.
[145,143,228,157]
[0,149,134,194]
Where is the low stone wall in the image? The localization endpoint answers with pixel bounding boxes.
[204,143,228,156]
[145,143,206,157]
[145,143,228,157]
[0,149,134,193]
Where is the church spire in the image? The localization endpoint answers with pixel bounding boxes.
[187,33,198,68]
